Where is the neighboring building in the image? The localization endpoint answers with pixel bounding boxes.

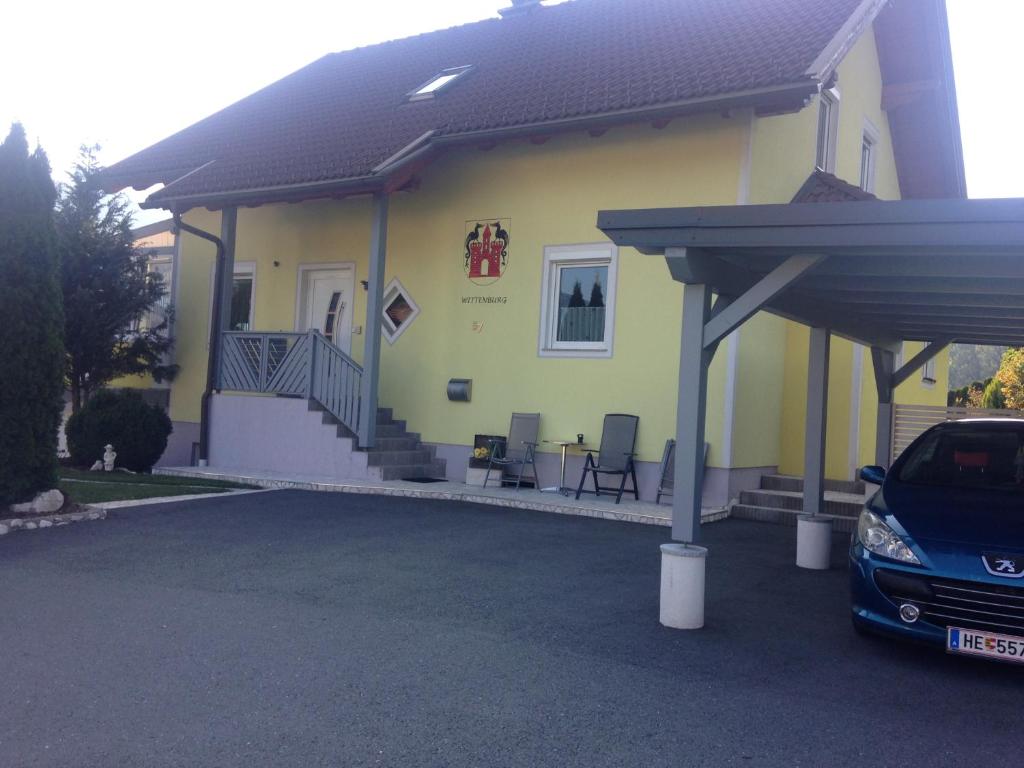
[101,0,962,504]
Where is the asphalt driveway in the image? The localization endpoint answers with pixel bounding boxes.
[0,490,1019,767]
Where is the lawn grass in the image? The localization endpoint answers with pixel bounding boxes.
[57,469,258,505]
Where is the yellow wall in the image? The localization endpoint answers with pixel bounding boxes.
[160,22,950,478]
[170,116,747,466]
[760,27,950,479]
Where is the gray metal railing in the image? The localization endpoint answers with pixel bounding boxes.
[219,330,363,441]
[309,331,363,439]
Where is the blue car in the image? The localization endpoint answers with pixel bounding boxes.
[850,418,1024,662]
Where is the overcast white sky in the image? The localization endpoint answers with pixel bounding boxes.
[0,0,1012,224]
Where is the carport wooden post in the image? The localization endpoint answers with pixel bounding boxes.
[803,327,830,517]
[672,281,714,544]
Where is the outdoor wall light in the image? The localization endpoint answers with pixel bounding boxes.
[447,379,472,402]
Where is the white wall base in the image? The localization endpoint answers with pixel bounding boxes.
[465,466,504,488]
[659,543,708,629]
[796,514,833,570]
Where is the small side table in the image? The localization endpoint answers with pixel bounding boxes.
[542,439,587,496]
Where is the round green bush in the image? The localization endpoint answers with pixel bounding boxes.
[66,390,172,472]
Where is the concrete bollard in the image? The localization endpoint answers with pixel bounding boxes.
[796,514,833,570]
[659,543,708,629]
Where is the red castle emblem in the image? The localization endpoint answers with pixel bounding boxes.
[464,220,510,286]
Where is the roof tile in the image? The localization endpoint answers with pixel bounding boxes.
[105,0,865,204]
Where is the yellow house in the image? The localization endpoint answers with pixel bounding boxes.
[102,0,962,507]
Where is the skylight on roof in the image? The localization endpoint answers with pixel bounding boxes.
[408,66,473,101]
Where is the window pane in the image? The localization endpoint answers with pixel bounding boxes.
[230,277,253,331]
[556,264,607,342]
[385,292,413,329]
[898,427,1024,491]
[816,99,830,169]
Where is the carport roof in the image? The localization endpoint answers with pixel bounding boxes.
[598,197,1024,349]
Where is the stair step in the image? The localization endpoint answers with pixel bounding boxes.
[376,407,393,425]
[373,437,419,451]
[374,423,410,438]
[730,504,857,534]
[738,490,863,517]
[760,474,865,495]
[367,449,434,467]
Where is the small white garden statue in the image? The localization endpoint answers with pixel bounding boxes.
[103,444,117,472]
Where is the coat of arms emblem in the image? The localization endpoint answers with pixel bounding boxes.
[464,219,510,286]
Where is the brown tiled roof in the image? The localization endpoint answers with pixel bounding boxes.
[790,170,877,203]
[104,0,871,208]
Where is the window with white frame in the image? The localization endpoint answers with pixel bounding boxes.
[142,256,173,332]
[922,357,937,385]
[538,243,617,358]
[815,88,840,173]
[381,277,420,344]
[860,121,879,193]
[408,65,473,101]
[229,262,256,331]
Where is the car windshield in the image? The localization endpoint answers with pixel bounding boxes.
[898,425,1024,491]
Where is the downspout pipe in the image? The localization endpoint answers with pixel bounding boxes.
[171,212,226,466]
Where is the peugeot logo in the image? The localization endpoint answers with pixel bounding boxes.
[982,553,1024,579]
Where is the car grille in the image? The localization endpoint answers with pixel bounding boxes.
[875,569,1024,635]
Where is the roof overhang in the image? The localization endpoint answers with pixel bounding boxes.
[125,80,820,213]
[598,198,1024,349]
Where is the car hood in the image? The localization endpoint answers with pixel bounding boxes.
[874,483,1024,549]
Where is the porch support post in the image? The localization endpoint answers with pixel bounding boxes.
[673,282,714,544]
[871,347,896,467]
[803,327,831,517]
[660,278,713,630]
[796,326,834,570]
[215,207,238,390]
[359,191,389,448]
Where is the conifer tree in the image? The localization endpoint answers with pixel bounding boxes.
[57,145,176,413]
[0,124,64,505]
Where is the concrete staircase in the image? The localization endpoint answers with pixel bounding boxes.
[730,474,866,534]
[312,403,446,481]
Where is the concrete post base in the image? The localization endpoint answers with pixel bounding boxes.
[796,514,833,570]
[659,543,708,629]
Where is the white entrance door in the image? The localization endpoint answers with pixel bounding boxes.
[299,268,354,355]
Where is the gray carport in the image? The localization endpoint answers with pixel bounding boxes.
[598,197,1024,626]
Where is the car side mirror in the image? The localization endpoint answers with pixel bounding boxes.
[860,465,886,485]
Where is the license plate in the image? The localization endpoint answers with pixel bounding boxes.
[947,627,1024,663]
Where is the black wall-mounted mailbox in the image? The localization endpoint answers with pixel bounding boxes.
[447,378,472,402]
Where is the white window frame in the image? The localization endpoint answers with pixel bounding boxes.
[537,243,618,359]
[815,88,840,173]
[860,119,880,193]
[922,357,937,386]
[208,260,257,339]
[144,255,174,331]
[381,277,420,344]
[408,65,473,101]
[231,261,257,331]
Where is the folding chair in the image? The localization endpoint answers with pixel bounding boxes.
[484,413,542,489]
[575,414,639,504]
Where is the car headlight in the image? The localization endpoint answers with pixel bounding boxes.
[857,509,920,564]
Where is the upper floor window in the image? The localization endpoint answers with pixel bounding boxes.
[538,243,617,358]
[860,120,880,193]
[230,262,256,331]
[408,66,473,101]
[815,88,840,173]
